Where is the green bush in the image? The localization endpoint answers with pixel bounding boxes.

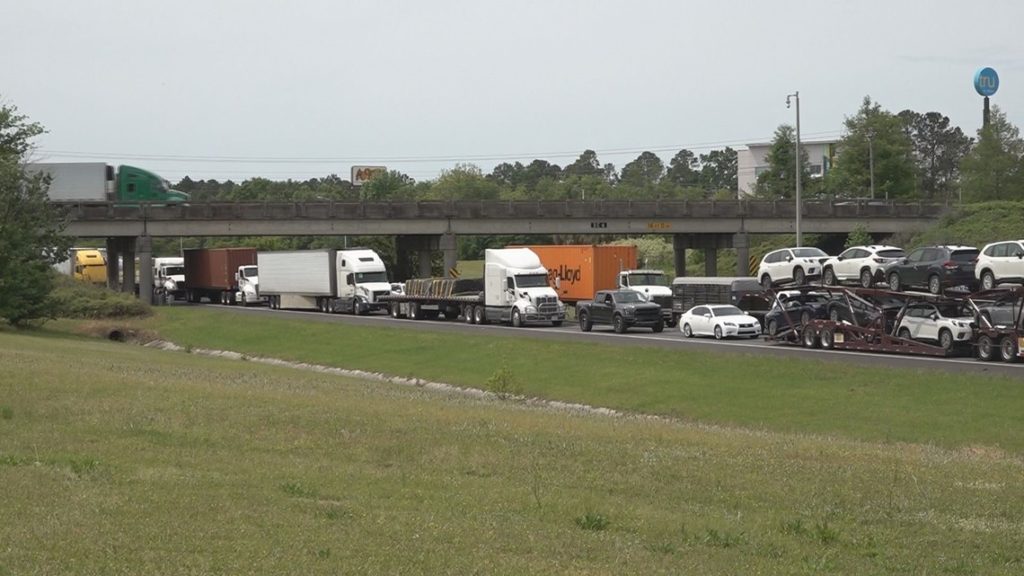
[45,275,151,319]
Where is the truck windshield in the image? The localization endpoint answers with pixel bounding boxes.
[241,266,258,278]
[515,274,549,288]
[355,271,388,283]
[163,266,184,276]
[616,291,644,303]
[628,273,667,286]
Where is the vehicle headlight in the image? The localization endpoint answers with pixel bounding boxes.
[623,306,636,316]
[724,322,737,327]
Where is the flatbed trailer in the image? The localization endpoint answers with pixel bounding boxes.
[765,286,952,357]
[380,278,484,322]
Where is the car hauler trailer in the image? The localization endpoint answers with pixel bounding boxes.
[765,286,955,357]
[968,287,1024,362]
[383,248,566,327]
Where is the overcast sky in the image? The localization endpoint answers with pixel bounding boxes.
[3,0,1021,183]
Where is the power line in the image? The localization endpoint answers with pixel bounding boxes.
[37,131,842,166]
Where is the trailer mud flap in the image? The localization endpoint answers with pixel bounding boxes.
[833,332,844,344]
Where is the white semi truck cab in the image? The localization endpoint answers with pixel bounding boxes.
[485,248,566,327]
[234,264,261,305]
[154,257,185,300]
[617,269,676,326]
[337,249,393,313]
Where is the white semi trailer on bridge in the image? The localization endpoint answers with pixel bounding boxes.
[259,249,393,313]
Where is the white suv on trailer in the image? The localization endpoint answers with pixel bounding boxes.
[895,302,975,352]
[756,247,829,290]
[976,240,1024,290]
[822,245,906,288]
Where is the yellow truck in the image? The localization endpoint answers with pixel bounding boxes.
[53,248,108,285]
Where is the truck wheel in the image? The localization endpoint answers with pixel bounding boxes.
[390,303,402,319]
[820,327,835,349]
[511,308,523,328]
[938,329,954,353]
[793,267,806,286]
[409,303,420,320]
[474,305,488,325]
[240,293,247,306]
[1000,335,1019,363]
[613,314,626,334]
[977,334,996,361]
[463,305,474,324]
[888,273,901,292]
[579,311,593,332]
[822,267,836,286]
[982,270,996,291]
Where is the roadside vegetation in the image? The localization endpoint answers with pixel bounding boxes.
[2,328,1022,574]
[136,307,1024,454]
[45,275,151,320]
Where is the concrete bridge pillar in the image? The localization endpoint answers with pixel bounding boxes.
[105,237,121,290]
[440,233,458,278]
[395,235,440,281]
[704,248,718,276]
[138,235,154,304]
[733,232,750,276]
[672,235,687,277]
[120,238,136,295]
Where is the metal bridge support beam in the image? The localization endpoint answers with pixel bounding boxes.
[733,232,750,276]
[138,235,154,304]
[440,233,458,278]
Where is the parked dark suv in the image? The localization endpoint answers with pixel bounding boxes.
[886,245,979,294]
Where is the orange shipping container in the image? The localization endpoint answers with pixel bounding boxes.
[517,245,637,303]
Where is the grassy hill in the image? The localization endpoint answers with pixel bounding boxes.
[2,325,1023,574]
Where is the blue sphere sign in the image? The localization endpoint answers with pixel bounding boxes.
[975,67,999,97]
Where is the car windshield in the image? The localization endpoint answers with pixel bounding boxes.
[241,266,258,278]
[355,271,388,283]
[711,305,743,316]
[515,274,550,288]
[876,249,905,258]
[800,295,829,305]
[792,248,827,258]
[163,266,184,276]
[951,250,979,262]
[616,291,644,303]
[628,273,667,286]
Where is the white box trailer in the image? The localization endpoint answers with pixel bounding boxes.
[27,163,111,202]
[258,250,337,311]
[258,248,392,313]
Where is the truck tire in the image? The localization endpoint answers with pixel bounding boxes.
[578,310,593,332]
[1000,335,1019,363]
[613,314,626,334]
[474,305,488,325]
[409,303,420,320]
[511,308,523,328]
[977,334,996,361]
[390,302,402,319]
[463,305,475,324]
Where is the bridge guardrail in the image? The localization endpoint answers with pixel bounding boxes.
[58,200,949,221]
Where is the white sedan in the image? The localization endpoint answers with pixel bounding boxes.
[679,304,762,339]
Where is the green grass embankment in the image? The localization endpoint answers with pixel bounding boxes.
[140,307,1024,454]
[1,329,1023,574]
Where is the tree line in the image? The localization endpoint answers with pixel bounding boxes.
[174,96,1023,206]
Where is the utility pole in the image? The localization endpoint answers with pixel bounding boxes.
[867,130,875,200]
[787,91,802,247]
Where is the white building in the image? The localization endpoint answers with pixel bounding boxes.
[736,139,838,197]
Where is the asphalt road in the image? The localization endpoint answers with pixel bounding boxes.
[182,302,1024,379]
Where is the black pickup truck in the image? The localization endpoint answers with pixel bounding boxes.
[577,289,665,333]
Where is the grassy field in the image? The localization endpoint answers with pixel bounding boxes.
[2,328,1023,574]
[132,307,1024,455]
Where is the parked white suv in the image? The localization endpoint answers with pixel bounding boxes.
[895,302,975,351]
[757,247,829,290]
[822,245,906,288]
[976,240,1024,290]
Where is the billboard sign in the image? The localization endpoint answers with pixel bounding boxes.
[351,166,386,186]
